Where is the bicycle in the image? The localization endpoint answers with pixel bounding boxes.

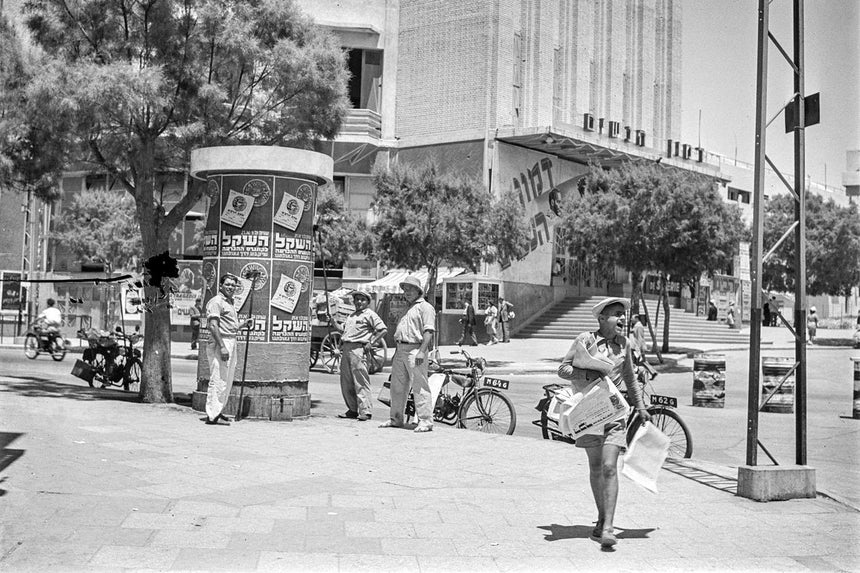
[378,348,517,435]
[74,328,142,392]
[534,360,692,459]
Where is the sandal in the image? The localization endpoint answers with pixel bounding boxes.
[600,529,618,548]
[413,424,433,433]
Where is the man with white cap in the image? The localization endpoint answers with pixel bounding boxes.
[381,275,436,432]
[557,297,650,548]
[337,290,387,421]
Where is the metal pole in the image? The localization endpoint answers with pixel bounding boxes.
[235,272,258,422]
[746,0,770,467]
[792,0,808,466]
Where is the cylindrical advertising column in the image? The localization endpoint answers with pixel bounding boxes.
[692,354,726,408]
[851,358,860,420]
[190,146,332,420]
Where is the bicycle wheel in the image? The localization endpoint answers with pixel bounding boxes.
[123,358,142,392]
[24,335,39,359]
[628,408,693,459]
[363,338,388,374]
[458,388,517,435]
[320,331,343,373]
[51,338,67,361]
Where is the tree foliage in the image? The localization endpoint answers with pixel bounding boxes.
[763,193,860,296]
[314,183,365,269]
[7,0,349,403]
[557,162,747,353]
[51,187,143,274]
[368,161,531,298]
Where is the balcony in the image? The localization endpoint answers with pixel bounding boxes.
[338,109,382,141]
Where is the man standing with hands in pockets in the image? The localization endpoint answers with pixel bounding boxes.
[380,275,436,433]
[338,290,387,421]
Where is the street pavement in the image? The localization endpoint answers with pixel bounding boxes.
[0,327,858,572]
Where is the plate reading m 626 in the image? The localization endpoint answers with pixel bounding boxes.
[483,377,510,390]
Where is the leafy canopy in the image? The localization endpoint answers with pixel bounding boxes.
[368,160,531,296]
[763,193,860,296]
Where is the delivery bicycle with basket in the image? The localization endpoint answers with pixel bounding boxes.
[378,348,517,434]
[72,327,143,392]
[534,349,692,459]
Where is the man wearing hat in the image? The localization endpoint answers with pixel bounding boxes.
[557,297,650,548]
[337,290,387,421]
[381,275,437,432]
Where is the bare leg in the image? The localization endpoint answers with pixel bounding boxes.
[585,446,605,528]
[599,444,622,534]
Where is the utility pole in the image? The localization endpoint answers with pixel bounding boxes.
[739,0,816,502]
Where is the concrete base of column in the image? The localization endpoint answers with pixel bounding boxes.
[192,379,310,420]
[737,465,816,501]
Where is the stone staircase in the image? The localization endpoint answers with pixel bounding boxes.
[516,295,746,345]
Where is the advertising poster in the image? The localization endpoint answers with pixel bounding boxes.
[268,259,312,344]
[1,271,22,311]
[273,232,314,262]
[218,175,274,259]
[170,260,205,324]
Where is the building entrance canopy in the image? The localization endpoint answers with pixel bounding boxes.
[363,267,464,295]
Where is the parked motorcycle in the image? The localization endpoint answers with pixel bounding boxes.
[23,324,69,361]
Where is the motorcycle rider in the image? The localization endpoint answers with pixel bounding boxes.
[36,298,63,347]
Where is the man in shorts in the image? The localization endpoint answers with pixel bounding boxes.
[557,297,650,548]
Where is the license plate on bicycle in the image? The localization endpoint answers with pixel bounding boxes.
[483,377,510,390]
[650,394,677,408]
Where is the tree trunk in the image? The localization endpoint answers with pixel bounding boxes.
[661,274,671,354]
[629,270,642,333]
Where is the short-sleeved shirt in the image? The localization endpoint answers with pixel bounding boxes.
[206,294,239,338]
[342,309,387,344]
[393,298,436,343]
[39,307,62,327]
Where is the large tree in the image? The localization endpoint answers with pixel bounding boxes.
[8,0,349,402]
[51,186,143,275]
[763,193,860,297]
[557,161,746,354]
[369,160,531,298]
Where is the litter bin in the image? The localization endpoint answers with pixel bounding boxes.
[692,354,726,408]
[852,358,860,420]
[761,357,794,414]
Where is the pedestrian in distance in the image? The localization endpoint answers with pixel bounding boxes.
[630,314,647,354]
[189,297,203,350]
[204,274,251,426]
[337,290,387,422]
[726,301,736,329]
[498,296,514,343]
[763,298,771,327]
[557,297,651,549]
[381,275,436,433]
[707,299,718,321]
[807,306,819,344]
[770,296,779,326]
[484,301,499,344]
[456,300,478,346]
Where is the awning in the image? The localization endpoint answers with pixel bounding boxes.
[363,267,465,295]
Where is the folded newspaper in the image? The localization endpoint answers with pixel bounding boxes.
[557,377,629,439]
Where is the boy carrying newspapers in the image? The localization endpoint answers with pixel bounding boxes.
[554,297,651,549]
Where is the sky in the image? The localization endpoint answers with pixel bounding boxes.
[680,0,859,188]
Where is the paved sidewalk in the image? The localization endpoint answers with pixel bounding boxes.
[1,369,858,572]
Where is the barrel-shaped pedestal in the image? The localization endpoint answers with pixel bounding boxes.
[851,358,860,420]
[761,357,795,414]
[692,354,726,408]
[190,146,332,420]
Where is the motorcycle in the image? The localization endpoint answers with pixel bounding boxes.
[24,323,69,361]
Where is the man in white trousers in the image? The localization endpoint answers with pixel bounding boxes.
[205,274,247,425]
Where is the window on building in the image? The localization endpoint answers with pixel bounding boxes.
[346,48,383,112]
[728,187,751,204]
[445,282,473,311]
[477,282,500,311]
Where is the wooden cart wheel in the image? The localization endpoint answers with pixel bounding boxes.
[320,332,343,374]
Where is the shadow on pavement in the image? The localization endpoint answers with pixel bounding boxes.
[0,376,140,403]
[538,523,656,541]
[663,459,737,495]
[810,338,855,347]
[0,432,25,496]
